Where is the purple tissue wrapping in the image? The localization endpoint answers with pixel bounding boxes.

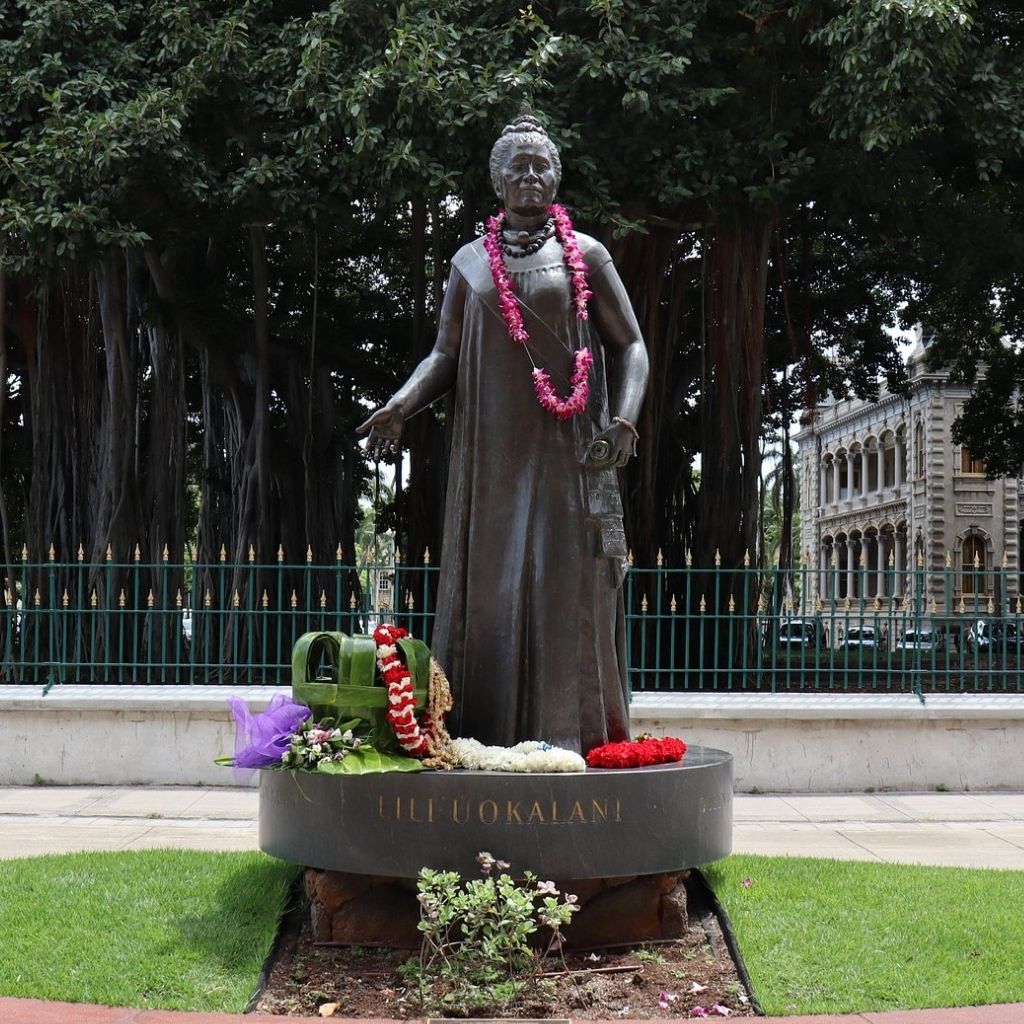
[228,693,311,770]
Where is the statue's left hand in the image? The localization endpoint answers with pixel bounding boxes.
[592,421,637,469]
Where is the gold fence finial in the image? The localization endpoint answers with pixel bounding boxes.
[699,593,706,613]
[34,588,41,607]
[20,544,27,560]
[349,592,357,610]
[147,589,155,608]
[640,594,648,613]
[219,544,227,563]
[743,549,750,567]
[306,545,313,564]
[134,543,141,562]
[714,548,721,567]
[90,588,98,608]
[78,543,85,562]
[62,589,69,608]
[106,543,113,562]
[406,591,415,610]
[204,588,212,608]
[176,589,183,608]
[118,589,126,609]
[728,594,735,613]
[945,550,951,568]
[48,544,55,561]
[320,589,327,609]
[670,594,677,612]
[278,544,285,563]
[290,589,298,609]
[163,544,170,562]
[336,543,343,562]
[685,550,692,568]
[232,589,240,608]
[656,549,664,567]
[249,544,256,563]
[423,547,431,565]
[262,589,269,608]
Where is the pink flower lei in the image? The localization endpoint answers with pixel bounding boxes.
[482,202,595,421]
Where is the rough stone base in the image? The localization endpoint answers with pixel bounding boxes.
[303,867,689,950]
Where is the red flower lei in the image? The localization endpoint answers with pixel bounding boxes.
[373,623,431,758]
[585,736,687,770]
[482,202,594,421]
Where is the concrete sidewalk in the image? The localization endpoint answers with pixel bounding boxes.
[3,786,1024,869]
[3,786,1024,1024]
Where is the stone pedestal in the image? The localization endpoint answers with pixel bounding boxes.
[260,746,733,879]
[304,866,691,949]
[264,746,731,950]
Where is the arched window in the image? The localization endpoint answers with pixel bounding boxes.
[961,446,985,475]
[914,421,924,479]
[962,536,988,595]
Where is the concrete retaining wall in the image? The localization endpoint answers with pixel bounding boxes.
[2,685,1023,791]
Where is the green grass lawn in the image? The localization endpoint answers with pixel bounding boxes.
[707,854,1024,1017]
[0,849,296,1012]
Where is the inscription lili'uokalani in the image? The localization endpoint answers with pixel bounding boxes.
[376,795,623,826]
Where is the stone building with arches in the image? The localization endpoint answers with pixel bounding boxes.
[795,329,1024,619]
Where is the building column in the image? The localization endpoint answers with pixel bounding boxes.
[876,536,887,598]
[876,446,885,496]
[847,541,857,600]
[894,439,904,487]
[894,534,905,597]
[832,458,841,504]
[858,449,866,497]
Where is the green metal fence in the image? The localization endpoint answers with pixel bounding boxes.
[2,550,1022,693]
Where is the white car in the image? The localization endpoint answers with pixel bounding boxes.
[894,628,944,653]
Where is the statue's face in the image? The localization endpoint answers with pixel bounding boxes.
[499,141,558,217]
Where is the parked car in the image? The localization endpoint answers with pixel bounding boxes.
[966,619,1023,652]
[773,619,828,650]
[839,626,885,651]
[894,628,945,653]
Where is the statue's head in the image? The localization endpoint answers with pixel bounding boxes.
[489,112,562,210]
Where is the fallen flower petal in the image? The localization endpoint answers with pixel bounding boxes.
[711,1006,732,1017]
[741,877,753,889]
[691,1009,709,1019]
[690,981,707,994]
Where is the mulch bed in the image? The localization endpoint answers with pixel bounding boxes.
[252,875,757,1019]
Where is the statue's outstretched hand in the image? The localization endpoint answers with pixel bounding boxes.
[591,421,637,469]
[357,405,405,461]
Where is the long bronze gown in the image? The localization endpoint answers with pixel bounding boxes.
[430,232,641,755]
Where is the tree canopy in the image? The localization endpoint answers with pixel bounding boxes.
[0,0,1021,583]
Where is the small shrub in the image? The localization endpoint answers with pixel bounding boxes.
[409,851,579,1011]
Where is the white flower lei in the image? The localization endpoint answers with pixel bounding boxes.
[451,737,586,773]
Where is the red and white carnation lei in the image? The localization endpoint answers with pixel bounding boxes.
[373,623,432,758]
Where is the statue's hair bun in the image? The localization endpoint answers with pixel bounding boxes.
[501,113,548,138]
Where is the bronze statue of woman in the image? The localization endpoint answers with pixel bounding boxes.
[359,113,648,754]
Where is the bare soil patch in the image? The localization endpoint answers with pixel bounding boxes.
[252,876,756,1019]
